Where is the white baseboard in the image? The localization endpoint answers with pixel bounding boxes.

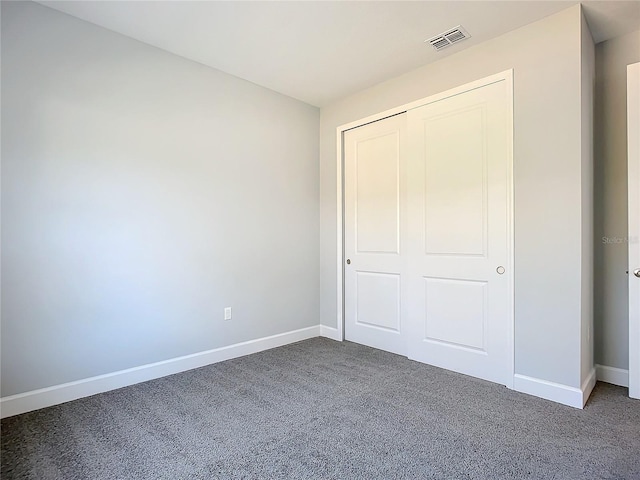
[595,364,629,387]
[0,325,320,419]
[513,368,596,409]
[320,325,342,341]
[581,368,597,406]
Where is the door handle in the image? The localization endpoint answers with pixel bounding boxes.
[634,268,640,278]
[496,266,505,275]
[346,259,351,265]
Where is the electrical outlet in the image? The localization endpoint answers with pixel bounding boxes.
[224,307,232,321]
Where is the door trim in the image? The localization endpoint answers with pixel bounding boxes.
[335,70,515,388]
[628,62,640,399]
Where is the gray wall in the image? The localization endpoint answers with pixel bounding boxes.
[1,2,320,397]
[320,5,589,388]
[580,11,595,384]
[594,29,640,371]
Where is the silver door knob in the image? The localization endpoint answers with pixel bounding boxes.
[634,268,640,278]
[496,266,505,275]
[346,259,351,265]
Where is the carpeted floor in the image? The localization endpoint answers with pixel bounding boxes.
[1,338,639,479]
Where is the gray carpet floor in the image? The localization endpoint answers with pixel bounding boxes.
[1,338,639,480]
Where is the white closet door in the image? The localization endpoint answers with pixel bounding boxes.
[344,114,408,356]
[628,62,640,400]
[406,80,512,385]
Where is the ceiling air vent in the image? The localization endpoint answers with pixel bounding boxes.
[426,26,471,51]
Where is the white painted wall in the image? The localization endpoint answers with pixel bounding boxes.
[580,11,595,385]
[320,5,590,388]
[594,29,640,372]
[1,2,319,397]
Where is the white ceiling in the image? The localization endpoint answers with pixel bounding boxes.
[37,1,640,107]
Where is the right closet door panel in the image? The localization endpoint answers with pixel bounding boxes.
[406,80,512,385]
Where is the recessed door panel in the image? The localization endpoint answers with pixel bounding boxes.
[423,106,486,256]
[356,272,400,332]
[356,133,400,254]
[424,277,487,351]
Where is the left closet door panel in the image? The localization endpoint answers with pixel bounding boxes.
[344,114,408,356]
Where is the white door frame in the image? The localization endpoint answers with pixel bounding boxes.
[628,62,640,399]
[335,70,515,388]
